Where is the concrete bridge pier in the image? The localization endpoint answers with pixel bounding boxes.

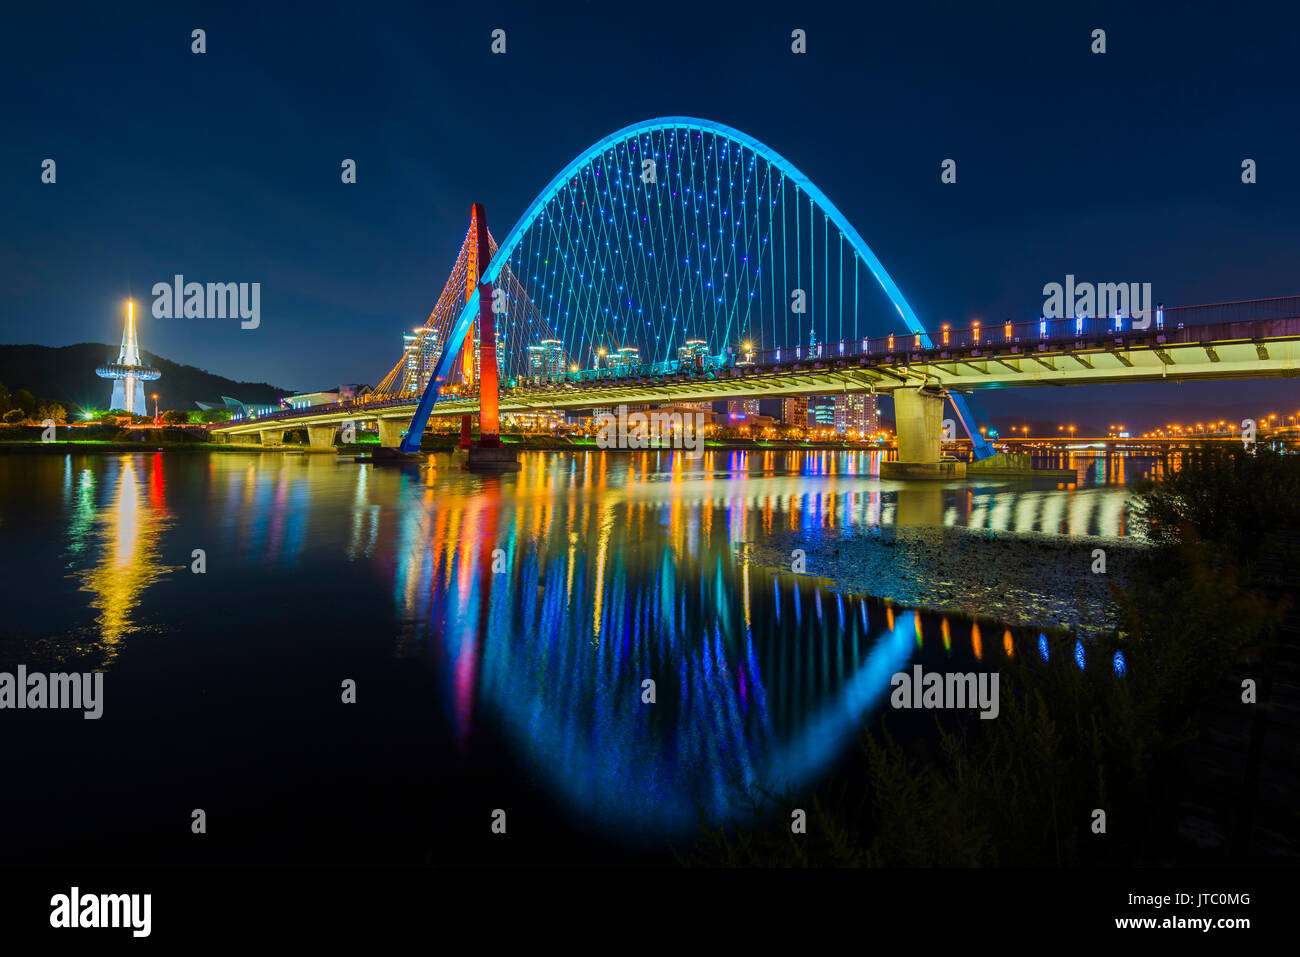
[260,429,284,447]
[307,425,337,450]
[378,418,407,449]
[881,387,965,480]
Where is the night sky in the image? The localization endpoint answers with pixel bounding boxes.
[3,0,1298,429]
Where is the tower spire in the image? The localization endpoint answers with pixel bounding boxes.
[96,298,160,414]
[119,298,141,366]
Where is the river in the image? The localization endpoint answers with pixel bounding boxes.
[0,448,1156,864]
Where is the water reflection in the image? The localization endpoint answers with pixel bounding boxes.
[76,454,172,662]
[377,450,1133,837]
[4,448,1153,838]
[392,474,921,833]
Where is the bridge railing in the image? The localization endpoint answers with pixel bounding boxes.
[723,298,1300,371]
[1162,295,1300,326]
[418,301,1300,401]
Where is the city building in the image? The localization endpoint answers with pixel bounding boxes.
[503,409,564,431]
[522,339,565,382]
[228,402,280,421]
[780,396,809,428]
[196,396,263,416]
[541,339,564,377]
[403,327,442,393]
[281,390,339,410]
[834,393,878,435]
[526,344,546,381]
[808,396,836,429]
[653,403,720,427]
[678,338,708,369]
[608,346,640,374]
[727,398,760,423]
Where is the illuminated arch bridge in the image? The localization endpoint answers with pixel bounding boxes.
[393,116,993,456]
[210,118,1300,458]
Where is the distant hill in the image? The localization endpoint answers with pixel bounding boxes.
[0,343,293,411]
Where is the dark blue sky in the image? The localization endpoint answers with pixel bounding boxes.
[3,0,1298,428]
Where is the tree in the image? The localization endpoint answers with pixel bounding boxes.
[199,408,232,423]
[3,408,26,424]
[36,402,67,424]
[161,409,189,426]
[12,389,36,415]
[0,383,10,415]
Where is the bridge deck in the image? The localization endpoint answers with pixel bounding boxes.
[212,317,1300,435]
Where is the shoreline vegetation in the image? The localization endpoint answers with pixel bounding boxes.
[679,445,1298,866]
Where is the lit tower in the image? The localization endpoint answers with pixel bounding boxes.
[455,204,487,451]
[464,203,517,471]
[96,298,159,414]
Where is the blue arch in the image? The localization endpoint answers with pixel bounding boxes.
[402,117,992,456]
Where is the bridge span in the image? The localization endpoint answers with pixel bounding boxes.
[206,115,1299,475]
[211,312,1300,466]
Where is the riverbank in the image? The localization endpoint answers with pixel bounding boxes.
[741,522,1142,632]
[685,445,1299,867]
[0,440,279,455]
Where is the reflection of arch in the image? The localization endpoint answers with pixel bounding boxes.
[402,117,991,455]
